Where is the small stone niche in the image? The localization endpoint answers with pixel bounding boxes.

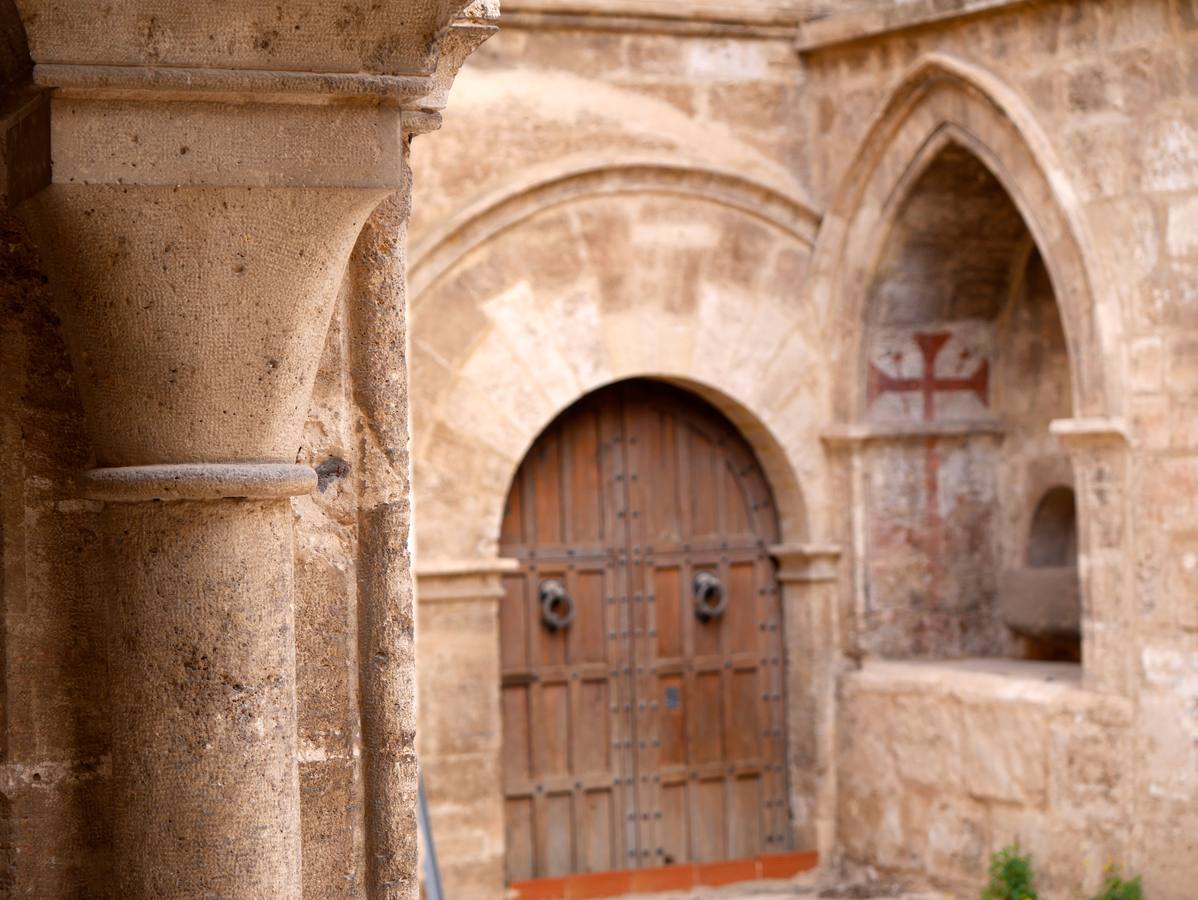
[999,486,1081,662]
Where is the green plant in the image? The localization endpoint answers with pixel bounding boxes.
[981,844,1039,900]
[1091,866,1143,900]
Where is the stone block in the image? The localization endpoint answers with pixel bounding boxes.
[1047,718,1127,822]
[1164,333,1198,393]
[925,795,988,888]
[889,695,964,791]
[1137,689,1198,801]
[1168,533,1198,630]
[960,703,1048,805]
[1137,793,1198,899]
[1142,117,1198,192]
[294,550,356,744]
[299,759,360,898]
[422,751,505,864]
[1130,336,1165,393]
[685,39,769,81]
[1167,194,1198,258]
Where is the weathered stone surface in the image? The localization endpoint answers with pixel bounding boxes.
[0,1,491,897]
[3,1,1198,899]
[397,3,1198,897]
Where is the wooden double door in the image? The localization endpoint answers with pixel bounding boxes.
[499,381,789,882]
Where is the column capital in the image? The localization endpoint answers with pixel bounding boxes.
[416,558,521,604]
[15,3,497,478]
[1049,417,1131,451]
[769,543,843,584]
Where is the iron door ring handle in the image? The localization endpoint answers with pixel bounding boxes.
[539,579,575,632]
[693,572,726,623]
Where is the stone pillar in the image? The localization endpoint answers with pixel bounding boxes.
[93,477,311,895]
[770,543,843,863]
[820,427,871,656]
[1050,418,1133,694]
[415,558,518,899]
[15,66,405,898]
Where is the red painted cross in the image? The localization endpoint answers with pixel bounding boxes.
[867,332,989,421]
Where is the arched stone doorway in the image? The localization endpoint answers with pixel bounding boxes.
[408,152,836,898]
[498,380,789,882]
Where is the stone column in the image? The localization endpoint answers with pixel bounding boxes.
[770,543,843,863]
[415,558,518,899]
[1050,418,1133,694]
[15,67,408,898]
[820,427,871,656]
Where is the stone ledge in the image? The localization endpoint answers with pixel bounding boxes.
[499,12,796,38]
[1049,416,1131,449]
[821,419,1004,445]
[845,658,1133,722]
[34,63,433,106]
[499,0,807,37]
[770,542,842,583]
[503,0,804,26]
[416,557,520,603]
[796,0,1032,54]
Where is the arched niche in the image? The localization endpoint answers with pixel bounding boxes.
[1026,486,1078,568]
[812,56,1118,667]
[1000,485,1082,662]
[855,138,1078,661]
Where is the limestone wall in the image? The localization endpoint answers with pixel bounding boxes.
[407,2,1198,899]
[838,660,1134,896]
[406,13,831,897]
[0,214,108,894]
[800,3,1198,894]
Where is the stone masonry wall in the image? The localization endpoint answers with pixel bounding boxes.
[406,3,1198,898]
[0,213,109,896]
[838,660,1133,897]
[803,2,1198,894]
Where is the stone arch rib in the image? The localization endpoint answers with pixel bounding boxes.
[409,157,823,301]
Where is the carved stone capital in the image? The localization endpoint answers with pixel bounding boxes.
[770,543,843,584]
[1049,417,1131,453]
[416,557,521,604]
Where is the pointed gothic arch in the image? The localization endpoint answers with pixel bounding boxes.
[813,53,1125,423]
[808,54,1127,668]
